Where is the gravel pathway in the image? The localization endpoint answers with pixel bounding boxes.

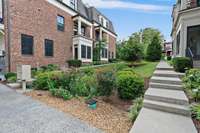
[0,84,103,133]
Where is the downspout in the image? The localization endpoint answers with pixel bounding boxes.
[5,0,11,72]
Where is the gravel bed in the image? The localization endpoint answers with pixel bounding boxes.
[25,90,132,133]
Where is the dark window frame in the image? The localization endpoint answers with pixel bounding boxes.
[21,34,34,56]
[81,45,86,58]
[44,39,54,57]
[57,15,65,31]
[87,46,91,59]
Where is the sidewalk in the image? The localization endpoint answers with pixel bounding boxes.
[130,61,197,133]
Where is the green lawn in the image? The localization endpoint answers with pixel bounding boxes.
[133,61,159,78]
[81,61,158,78]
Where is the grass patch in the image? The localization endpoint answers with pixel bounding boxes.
[133,61,159,78]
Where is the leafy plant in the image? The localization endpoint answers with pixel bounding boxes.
[191,104,200,120]
[67,60,82,68]
[116,70,144,100]
[119,39,144,62]
[146,35,162,61]
[183,69,200,101]
[129,97,143,122]
[33,71,63,90]
[5,72,17,80]
[96,69,115,96]
[172,57,193,72]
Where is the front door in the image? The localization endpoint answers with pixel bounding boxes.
[187,25,200,60]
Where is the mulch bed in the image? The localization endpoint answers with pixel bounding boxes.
[25,90,132,133]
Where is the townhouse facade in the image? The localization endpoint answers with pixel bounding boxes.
[171,0,200,67]
[0,0,117,72]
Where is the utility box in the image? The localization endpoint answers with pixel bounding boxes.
[17,65,31,81]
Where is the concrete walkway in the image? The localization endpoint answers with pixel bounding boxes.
[0,84,103,133]
[130,61,197,133]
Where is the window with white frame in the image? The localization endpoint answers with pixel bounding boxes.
[102,48,108,58]
[70,0,76,10]
[81,45,91,59]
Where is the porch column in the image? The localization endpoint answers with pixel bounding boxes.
[90,25,93,39]
[100,27,103,40]
[78,18,82,35]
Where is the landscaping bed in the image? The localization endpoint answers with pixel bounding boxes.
[25,90,132,133]
[182,68,200,132]
[20,61,157,133]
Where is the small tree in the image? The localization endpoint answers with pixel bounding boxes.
[146,36,162,61]
[119,39,144,62]
[93,40,106,62]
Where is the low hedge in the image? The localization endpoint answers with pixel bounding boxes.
[67,60,82,68]
[172,57,193,72]
[116,69,144,100]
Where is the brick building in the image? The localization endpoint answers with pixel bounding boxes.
[0,0,117,72]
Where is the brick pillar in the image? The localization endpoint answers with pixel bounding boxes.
[190,0,197,8]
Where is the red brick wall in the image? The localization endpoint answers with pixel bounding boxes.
[108,35,116,59]
[6,0,74,72]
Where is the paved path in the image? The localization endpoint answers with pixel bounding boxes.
[130,61,197,133]
[0,84,103,133]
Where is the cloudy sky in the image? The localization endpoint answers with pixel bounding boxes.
[82,0,176,41]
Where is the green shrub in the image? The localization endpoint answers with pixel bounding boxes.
[109,59,118,63]
[69,74,98,97]
[49,87,73,101]
[183,69,200,100]
[191,104,200,120]
[116,70,144,100]
[167,56,171,61]
[7,76,17,83]
[5,72,17,80]
[67,60,82,68]
[96,70,115,96]
[146,36,162,61]
[172,57,193,72]
[33,71,63,90]
[129,97,143,122]
[47,64,59,71]
[81,67,95,76]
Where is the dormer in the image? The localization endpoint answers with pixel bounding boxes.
[58,0,78,10]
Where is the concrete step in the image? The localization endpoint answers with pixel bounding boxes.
[143,99,191,117]
[156,62,173,71]
[130,108,197,133]
[149,83,183,91]
[153,70,184,78]
[145,88,189,105]
[150,76,182,85]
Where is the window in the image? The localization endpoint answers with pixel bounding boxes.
[21,34,33,55]
[198,0,200,6]
[81,26,86,36]
[70,0,76,9]
[102,48,108,58]
[57,15,64,31]
[45,39,54,57]
[81,45,86,58]
[106,21,109,28]
[87,46,91,59]
[176,32,180,55]
[112,52,114,59]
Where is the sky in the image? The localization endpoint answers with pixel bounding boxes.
[82,0,176,41]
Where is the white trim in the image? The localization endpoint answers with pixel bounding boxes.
[73,16,92,26]
[46,0,77,16]
[0,24,4,30]
[95,26,117,38]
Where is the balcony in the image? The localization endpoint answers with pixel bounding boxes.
[72,16,93,63]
